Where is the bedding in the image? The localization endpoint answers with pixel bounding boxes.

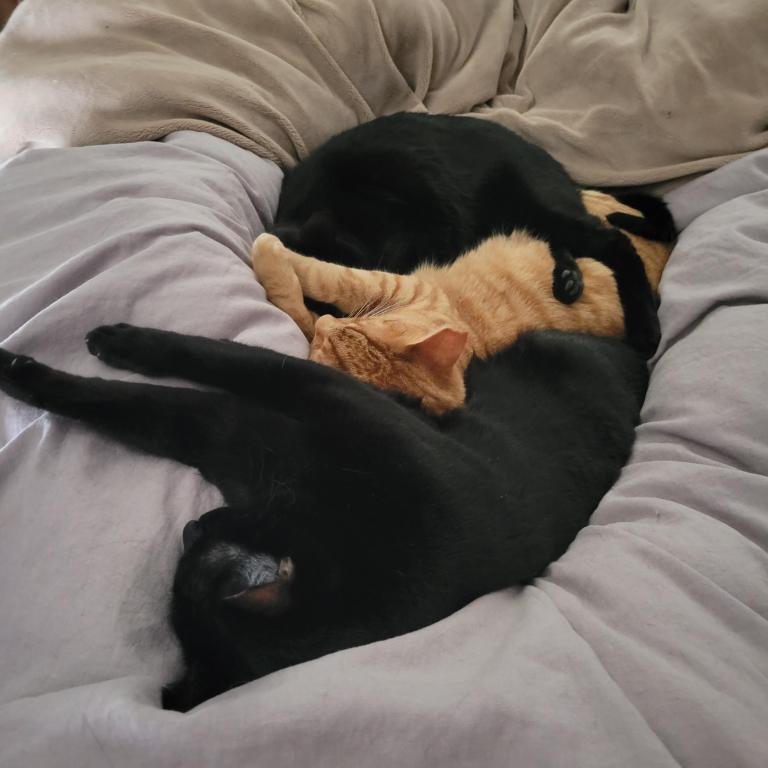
[0,0,767,186]
[0,132,767,767]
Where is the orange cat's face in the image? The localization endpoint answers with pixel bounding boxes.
[309,312,470,414]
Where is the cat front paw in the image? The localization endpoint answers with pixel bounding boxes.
[86,323,148,371]
[0,350,39,381]
[251,234,316,340]
[0,350,48,406]
[251,232,283,267]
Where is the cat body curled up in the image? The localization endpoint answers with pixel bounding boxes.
[253,191,674,414]
[272,112,664,355]
[0,321,646,711]
[0,115,661,711]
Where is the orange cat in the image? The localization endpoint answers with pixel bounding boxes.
[252,191,673,414]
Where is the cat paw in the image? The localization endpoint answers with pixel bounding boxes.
[0,350,47,405]
[0,351,38,381]
[86,323,145,370]
[552,264,584,305]
[251,232,283,266]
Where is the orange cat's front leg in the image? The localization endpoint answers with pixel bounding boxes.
[253,234,403,317]
[251,234,317,340]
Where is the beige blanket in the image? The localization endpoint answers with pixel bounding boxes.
[0,0,766,185]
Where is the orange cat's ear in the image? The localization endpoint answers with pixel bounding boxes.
[407,328,468,372]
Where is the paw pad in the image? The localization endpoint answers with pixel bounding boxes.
[554,267,584,305]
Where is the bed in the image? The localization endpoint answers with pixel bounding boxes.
[1,1,767,766]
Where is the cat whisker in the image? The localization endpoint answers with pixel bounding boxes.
[365,298,408,319]
[352,298,384,319]
[351,298,377,318]
[365,302,389,318]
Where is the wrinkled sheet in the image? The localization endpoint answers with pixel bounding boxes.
[1,0,767,186]
[1,134,768,767]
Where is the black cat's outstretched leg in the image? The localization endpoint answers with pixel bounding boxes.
[85,325,417,455]
[0,348,260,503]
[550,248,584,305]
[85,323,354,410]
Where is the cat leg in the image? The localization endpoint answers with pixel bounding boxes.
[85,323,366,411]
[584,228,661,358]
[83,323,419,457]
[606,211,676,243]
[251,234,317,339]
[85,323,310,392]
[0,348,259,502]
[534,199,660,357]
[581,190,669,243]
[609,193,676,243]
[253,233,409,317]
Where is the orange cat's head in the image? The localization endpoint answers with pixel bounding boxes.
[309,311,470,415]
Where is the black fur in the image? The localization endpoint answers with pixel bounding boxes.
[0,323,647,711]
[607,192,677,243]
[273,112,665,356]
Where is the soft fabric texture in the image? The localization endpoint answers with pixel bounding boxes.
[0,0,767,185]
[0,132,767,766]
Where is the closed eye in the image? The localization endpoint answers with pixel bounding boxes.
[340,327,367,342]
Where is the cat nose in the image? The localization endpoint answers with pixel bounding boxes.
[182,520,203,551]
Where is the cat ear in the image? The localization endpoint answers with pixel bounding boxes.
[407,327,468,372]
[221,554,294,616]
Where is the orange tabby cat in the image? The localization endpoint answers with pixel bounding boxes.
[252,191,673,414]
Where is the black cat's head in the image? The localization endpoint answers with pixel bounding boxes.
[161,506,300,713]
[271,210,369,269]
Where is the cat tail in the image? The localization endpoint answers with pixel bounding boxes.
[607,193,677,243]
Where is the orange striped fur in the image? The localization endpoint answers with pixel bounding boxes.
[252,191,672,414]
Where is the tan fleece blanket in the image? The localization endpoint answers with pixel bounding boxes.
[0,0,766,185]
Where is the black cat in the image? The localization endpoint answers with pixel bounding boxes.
[273,112,668,355]
[0,323,647,711]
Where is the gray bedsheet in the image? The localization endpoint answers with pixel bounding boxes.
[0,134,766,767]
